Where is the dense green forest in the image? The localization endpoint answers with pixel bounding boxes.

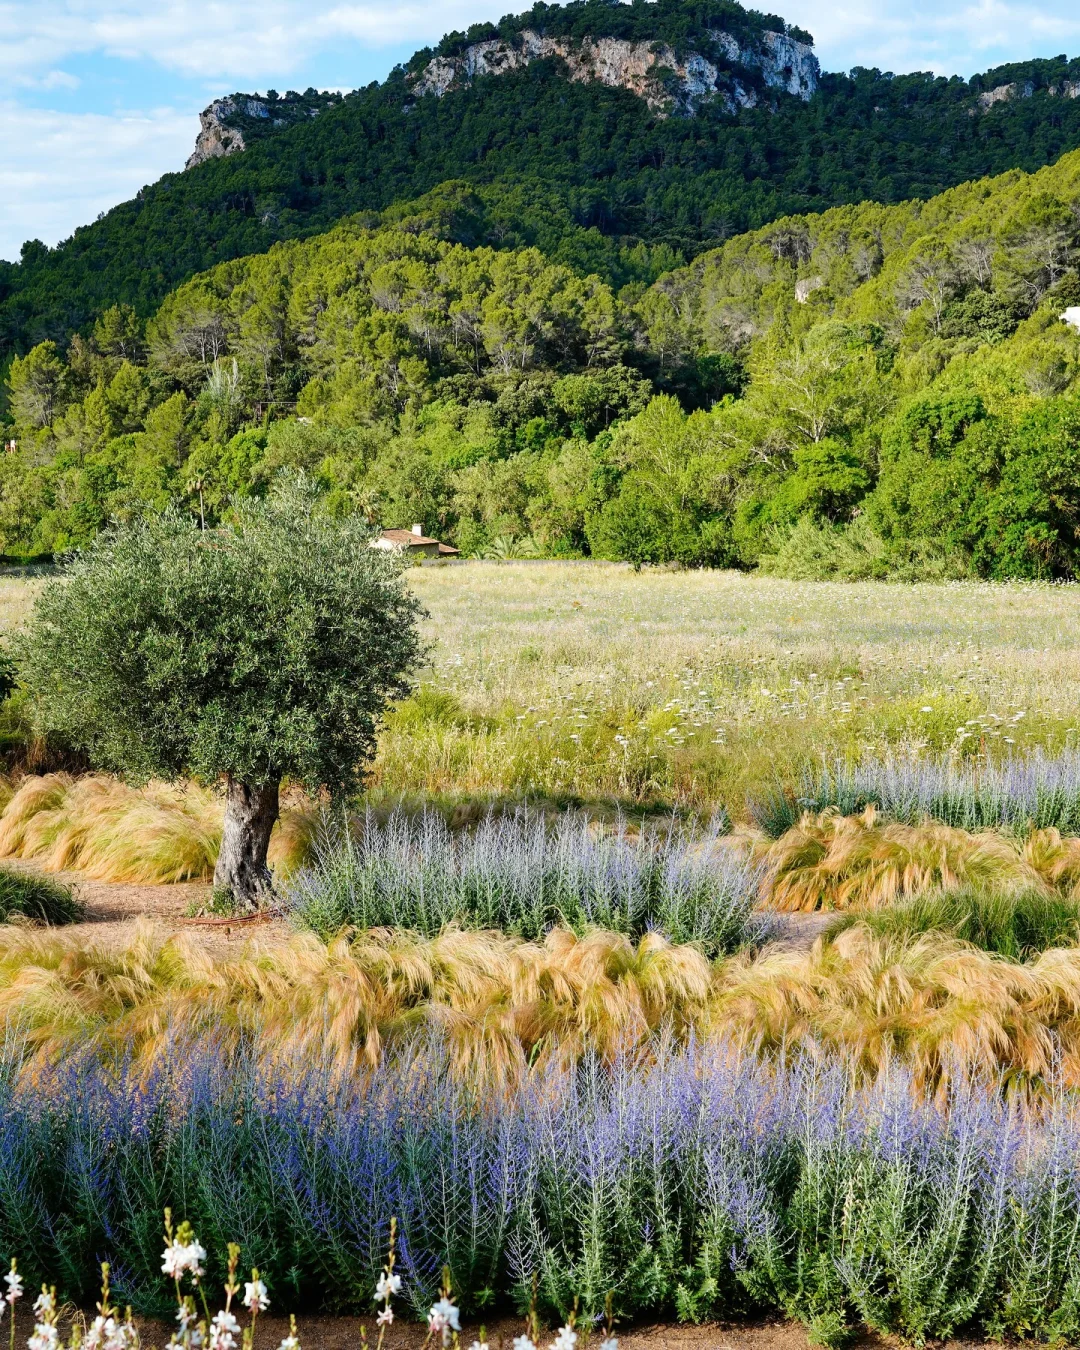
[7,141,1080,579]
[9,0,1080,355]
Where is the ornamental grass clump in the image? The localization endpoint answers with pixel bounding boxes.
[0,775,315,886]
[826,886,1080,959]
[286,808,762,957]
[0,921,714,1083]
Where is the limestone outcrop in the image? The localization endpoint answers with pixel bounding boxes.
[410,27,818,116]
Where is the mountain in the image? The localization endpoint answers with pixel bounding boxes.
[7,133,1080,578]
[7,0,1080,360]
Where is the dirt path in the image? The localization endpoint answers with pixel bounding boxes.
[0,858,296,951]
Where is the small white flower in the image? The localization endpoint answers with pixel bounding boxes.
[427,1298,461,1347]
[162,1241,206,1281]
[374,1272,401,1302]
[29,1291,49,1319]
[243,1280,270,1314]
[277,1337,300,1350]
[512,1338,537,1350]
[6,1271,23,1303]
[208,1310,240,1350]
[28,1327,59,1350]
[468,1342,488,1350]
[375,1308,394,1327]
[600,1339,619,1350]
[551,1328,577,1350]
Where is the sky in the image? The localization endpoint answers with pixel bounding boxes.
[3,0,1080,264]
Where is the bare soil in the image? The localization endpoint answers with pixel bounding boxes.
[116,1312,990,1350]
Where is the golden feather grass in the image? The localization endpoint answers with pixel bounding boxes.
[0,920,714,1085]
[757,807,1056,912]
[0,774,312,884]
[7,918,1080,1098]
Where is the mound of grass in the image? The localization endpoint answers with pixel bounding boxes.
[826,887,1080,959]
[0,774,315,884]
[0,867,80,925]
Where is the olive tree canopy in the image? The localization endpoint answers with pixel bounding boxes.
[18,480,426,904]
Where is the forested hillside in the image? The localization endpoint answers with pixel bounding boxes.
[7,143,1080,578]
[8,0,1080,355]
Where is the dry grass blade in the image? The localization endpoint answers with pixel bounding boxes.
[0,775,312,884]
[759,807,1044,912]
[0,920,715,1085]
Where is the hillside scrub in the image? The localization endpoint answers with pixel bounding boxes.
[8,147,1080,573]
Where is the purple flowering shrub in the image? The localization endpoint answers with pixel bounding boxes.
[285,809,764,958]
[1,1039,1080,1344]
[754,749,1080,836]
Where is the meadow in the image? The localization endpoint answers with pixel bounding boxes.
[4,564,1080,1342]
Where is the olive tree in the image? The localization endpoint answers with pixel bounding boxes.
[17,481,425,906]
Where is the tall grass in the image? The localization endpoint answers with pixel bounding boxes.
[826,887,1080,959]
[0,868,80,926]
[0,921,714,1082]
[754,750,1080,836]
[285,809,764,957]
[5,1036,1080,1344]
[11,919,1080,1096]
[755,807,1080,912]
[0,774,314,884]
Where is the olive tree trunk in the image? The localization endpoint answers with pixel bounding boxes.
[213,777,279,908]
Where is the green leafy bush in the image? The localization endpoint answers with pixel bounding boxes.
[0,867,81,925]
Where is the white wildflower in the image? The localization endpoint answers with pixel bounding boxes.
[208,1310,241,1350]
[551,1328,577,1350]
[6,1271,23,1304]
[512,1337,537,1350]
[277,1337,299,1350]
[375,1308,394,1327]
[243,1280,269,1315]
[600,1339,619,1350]
[374,1272,401,1302]
[27,1326,59,1350]
[29,1291,50,1319]
[427,1297,461,1347]
[468,1342,489,1350]
[161,1241,206,1281]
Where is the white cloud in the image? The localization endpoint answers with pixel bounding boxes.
[0,1,511,83]
[0,102,195,261]
[782,0,1080,75]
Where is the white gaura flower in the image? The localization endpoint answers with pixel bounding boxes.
[6,1271,23,1304]
[243,1280,269,1314]
[374,1272,401,1302]
[427,1298,461,1347]
[27,1326,59,1350]
[375,1308,393,1327]
[208,1310,241,1350]
[30,1292,50,1319]
[277,1337,300,1350]
[85,1314,137,1350]
[512,1337,537,1350]
[600,1339,619,1350]
[551,1327,577,1350]
[161,1241,206,1281]
[468,1341,489,1350]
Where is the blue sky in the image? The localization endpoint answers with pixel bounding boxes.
[3,0,1080,264]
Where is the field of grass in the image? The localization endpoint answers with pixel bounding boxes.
[372,564,1080,816]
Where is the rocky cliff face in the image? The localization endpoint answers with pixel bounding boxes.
[186,91,337,170]
[410,27,818,115]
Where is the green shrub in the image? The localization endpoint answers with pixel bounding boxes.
[0,867,81,925]
[826,886,1080,959]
